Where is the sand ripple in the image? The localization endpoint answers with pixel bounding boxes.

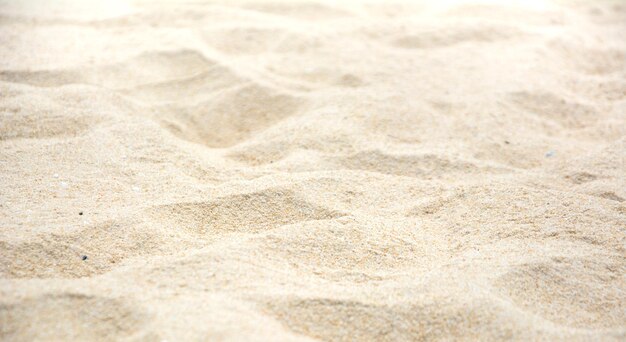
[1,0,625,340]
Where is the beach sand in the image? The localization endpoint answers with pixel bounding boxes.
[1,0,625,340]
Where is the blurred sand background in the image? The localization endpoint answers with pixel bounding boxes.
[0,0,625,340]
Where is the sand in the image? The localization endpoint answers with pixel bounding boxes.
[0,0,625,340]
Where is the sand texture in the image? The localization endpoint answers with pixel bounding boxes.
[1,0,625,340]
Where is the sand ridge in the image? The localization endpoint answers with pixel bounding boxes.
[1,0,625,340]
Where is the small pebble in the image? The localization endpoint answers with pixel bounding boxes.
[79,211,83,215]
[82,255,88,261]
[504,140,510,145]
[545,150,555,158]
[53,173,59,178]
[60,181,68,188]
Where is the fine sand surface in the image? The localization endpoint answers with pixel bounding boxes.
[1,0,625,340]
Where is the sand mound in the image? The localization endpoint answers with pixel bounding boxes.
[1,0,625,340]
[0,293,147,341]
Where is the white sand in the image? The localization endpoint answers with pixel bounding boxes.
[1,0,625,340]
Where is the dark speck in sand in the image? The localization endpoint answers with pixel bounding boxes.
[79,211,83,215]
[82,255,88,261]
